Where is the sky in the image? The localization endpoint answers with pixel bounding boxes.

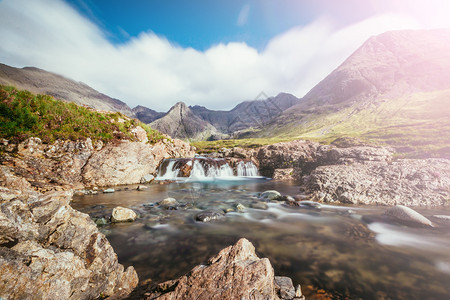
[1,0,450,111]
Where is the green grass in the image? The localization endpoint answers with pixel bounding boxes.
[0,85,165,144]
[195,89,450,158]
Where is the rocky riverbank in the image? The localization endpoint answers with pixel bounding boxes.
[0,135,195,299]
[221,139,450,207]
[0,134,195,192]
[0,169,138,299]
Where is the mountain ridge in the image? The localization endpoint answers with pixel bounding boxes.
[0,63,135,117]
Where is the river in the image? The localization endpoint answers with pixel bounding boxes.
[72,178,450,299]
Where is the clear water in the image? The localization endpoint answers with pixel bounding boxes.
[72,179,450,299]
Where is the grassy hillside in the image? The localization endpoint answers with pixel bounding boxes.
[0,85,165,144]
[226,89,450,158]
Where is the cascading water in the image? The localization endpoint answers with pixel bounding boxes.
[156,157,260,180]
[237,161,259,177]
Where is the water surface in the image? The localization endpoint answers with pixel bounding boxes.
[72,179,450,299]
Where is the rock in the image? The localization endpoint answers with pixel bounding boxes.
[257,140,320,177]
[159,197,178,207]
[250,201,269,210]
[95,218,108,225]
[273,168,294,181]
[260,190,282,201]
[0,190,138,299]
[131,126,149,143]
[140,174,155,184]
[275,276,296,299]
[146,238,298,300]
[195,210,225,222]
[236,203,246,212]
[82,139,194,187]
[299,201,322,209]
[137,185,148,191]
[303,159,450,206]
[111,206,137,223]
[385,205,434,227]
[103,188,115,193]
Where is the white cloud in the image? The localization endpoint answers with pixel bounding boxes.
[0,0,431,111]
[237,4,251,27]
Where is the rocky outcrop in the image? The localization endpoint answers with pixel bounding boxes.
[0,136,195,190]
[0,179,138,299]
[146,238,303,300]
[304,159,450,206]
[256,139,393,180]
[257,140,320,178]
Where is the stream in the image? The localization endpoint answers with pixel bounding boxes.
[72,178,450,299]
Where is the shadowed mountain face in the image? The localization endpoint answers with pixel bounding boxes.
[132,105,165,123]
[147,93,300,140]
[150,102,224,141]
[0,63,134,116]
[247,29,450,157]
[190,93,300,133]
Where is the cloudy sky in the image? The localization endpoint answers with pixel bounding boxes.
[1,0,449,111]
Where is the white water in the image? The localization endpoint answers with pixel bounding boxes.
[237,161,259,177]
[156,158,259,180]
[157,160,179,180]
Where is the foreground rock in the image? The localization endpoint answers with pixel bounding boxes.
[0,176,138,299]
[146,238,302,300]
[304,159,450,206]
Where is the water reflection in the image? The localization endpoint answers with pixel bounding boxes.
[72,180,450,299]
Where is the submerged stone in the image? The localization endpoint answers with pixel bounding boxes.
[111,206,137,223]
[103,188,115,193]
[299,201,322,209]
[385,205,433,227]
[195,210,225,222]
[260,190,282,200]
[250,201,269,210]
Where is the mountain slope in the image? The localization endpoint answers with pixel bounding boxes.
[190,92,300,134]
[132,105,164,123]
[247,29,450,157]
[0,63,134,116]
[150,102,223,140]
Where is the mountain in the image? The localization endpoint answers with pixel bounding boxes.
[132,105,164,123]
[190,92,300,134]
[150,102,224,140]
[0,63,134,116]
[246,29,450,157]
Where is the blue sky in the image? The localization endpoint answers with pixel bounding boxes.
[65,0,408,50]
[1,0,450,111]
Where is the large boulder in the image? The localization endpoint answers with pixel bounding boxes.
[304,159,450,206]
[257,140,320,177]
[147,238,302,300]
[0,189,138,299]
[82,139,195,186]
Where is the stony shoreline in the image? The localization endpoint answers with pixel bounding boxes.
[1,137,449,299]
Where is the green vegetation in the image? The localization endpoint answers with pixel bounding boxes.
[195,89,450,158]
[0,85,165,144]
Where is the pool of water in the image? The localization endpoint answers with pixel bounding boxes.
[72,179,450,299]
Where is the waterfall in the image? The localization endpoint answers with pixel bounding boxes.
[157,160,179,179]
[237,161,259,177]
[156,157,259,180]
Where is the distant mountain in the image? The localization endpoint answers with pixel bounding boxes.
[132,105,164,123]
[247,29,450,157]
[0,63,134,116]
[150,102,224,140]
[190,93,300,134]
